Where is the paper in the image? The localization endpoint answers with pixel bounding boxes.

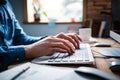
[0,63,73,80]
[0,62,119,80]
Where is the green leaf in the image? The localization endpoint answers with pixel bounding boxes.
[37,7,41,12]
[33,6,38,13]
[43,11,47,17]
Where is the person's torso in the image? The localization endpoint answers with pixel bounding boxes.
[0,1,15,46]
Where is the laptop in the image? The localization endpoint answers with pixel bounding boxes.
[32,43,94,64]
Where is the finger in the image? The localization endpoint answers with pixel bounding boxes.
[45,36,75,54]
[75,33,83,42]
[68,34,80,48]
[49,40,75,54]
[51,42,71,53]
[61,40,75,54]
[46,48,68,56]
[50,42,71,53]
[51,48,68,53]
[56,33,77,48]
[59,39,75,54]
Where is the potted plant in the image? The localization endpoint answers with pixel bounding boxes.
[32,0,48,22]
[32,0,41,22]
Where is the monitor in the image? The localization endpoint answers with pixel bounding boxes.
[110,0,120,43]
[99,0,120,58]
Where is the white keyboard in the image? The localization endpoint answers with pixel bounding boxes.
[32,43,94,64]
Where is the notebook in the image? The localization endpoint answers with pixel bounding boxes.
[32,43,94,64]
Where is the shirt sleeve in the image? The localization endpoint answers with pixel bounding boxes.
[13,19,46,45]
[9,0,46,45]
[0,1,47,72]
[0,45,26,72]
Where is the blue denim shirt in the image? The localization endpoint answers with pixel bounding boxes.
[0,0,45,71]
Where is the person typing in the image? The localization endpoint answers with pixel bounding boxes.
[0,0,82,72]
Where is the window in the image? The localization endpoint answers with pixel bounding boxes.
[24,0,86,23]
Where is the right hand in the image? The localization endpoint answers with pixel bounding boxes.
[25,36,75,59]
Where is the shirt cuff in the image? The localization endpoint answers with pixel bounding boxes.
[7,45,26,63]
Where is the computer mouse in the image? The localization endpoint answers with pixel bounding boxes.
[74,67,119,80]
[109,61,120,71]
[94,42,111,47]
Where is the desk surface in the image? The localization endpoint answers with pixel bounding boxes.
[91,38,120,78]
[8,38,120,79]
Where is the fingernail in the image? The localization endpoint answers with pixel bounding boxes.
[72,49,75,53]
[77,45,80,49]
[75,43,78,48]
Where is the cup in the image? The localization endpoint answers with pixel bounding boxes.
[79,28,91,41]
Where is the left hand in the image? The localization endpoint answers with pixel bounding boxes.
[54,32,82,49]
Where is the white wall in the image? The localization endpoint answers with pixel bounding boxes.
[10,0,82,36]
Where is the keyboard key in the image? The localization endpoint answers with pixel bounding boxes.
[54,58,62,62]
[62,57,69,62]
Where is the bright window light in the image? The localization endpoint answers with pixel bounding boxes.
[27,0,83,23]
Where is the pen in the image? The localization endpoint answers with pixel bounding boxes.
[11,66,30,80]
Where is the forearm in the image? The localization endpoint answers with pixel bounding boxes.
[24,43,44,59]
[24,44,33,59]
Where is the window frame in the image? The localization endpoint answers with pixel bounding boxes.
[23,0,87,25]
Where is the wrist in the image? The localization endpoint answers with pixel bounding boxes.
[24,45,33,59]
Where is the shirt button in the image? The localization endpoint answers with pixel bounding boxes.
[17,58,20,61]
[2,25,4,27]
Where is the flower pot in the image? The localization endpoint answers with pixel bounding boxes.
[34,13,40,22]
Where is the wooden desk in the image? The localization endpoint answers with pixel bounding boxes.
[8,38,120,79]
[91,38,120,79]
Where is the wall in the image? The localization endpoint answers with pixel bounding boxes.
[9,0,82,37]
[85,0,112,26]
[10,0,112,36]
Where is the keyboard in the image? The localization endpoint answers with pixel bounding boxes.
[32,43,94,64]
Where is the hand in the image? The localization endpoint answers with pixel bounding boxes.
[55,32,82,49]
[25,36,75,58]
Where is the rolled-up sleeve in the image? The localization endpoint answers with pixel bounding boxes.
[0,45,26,72]
[7,45,26,62]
